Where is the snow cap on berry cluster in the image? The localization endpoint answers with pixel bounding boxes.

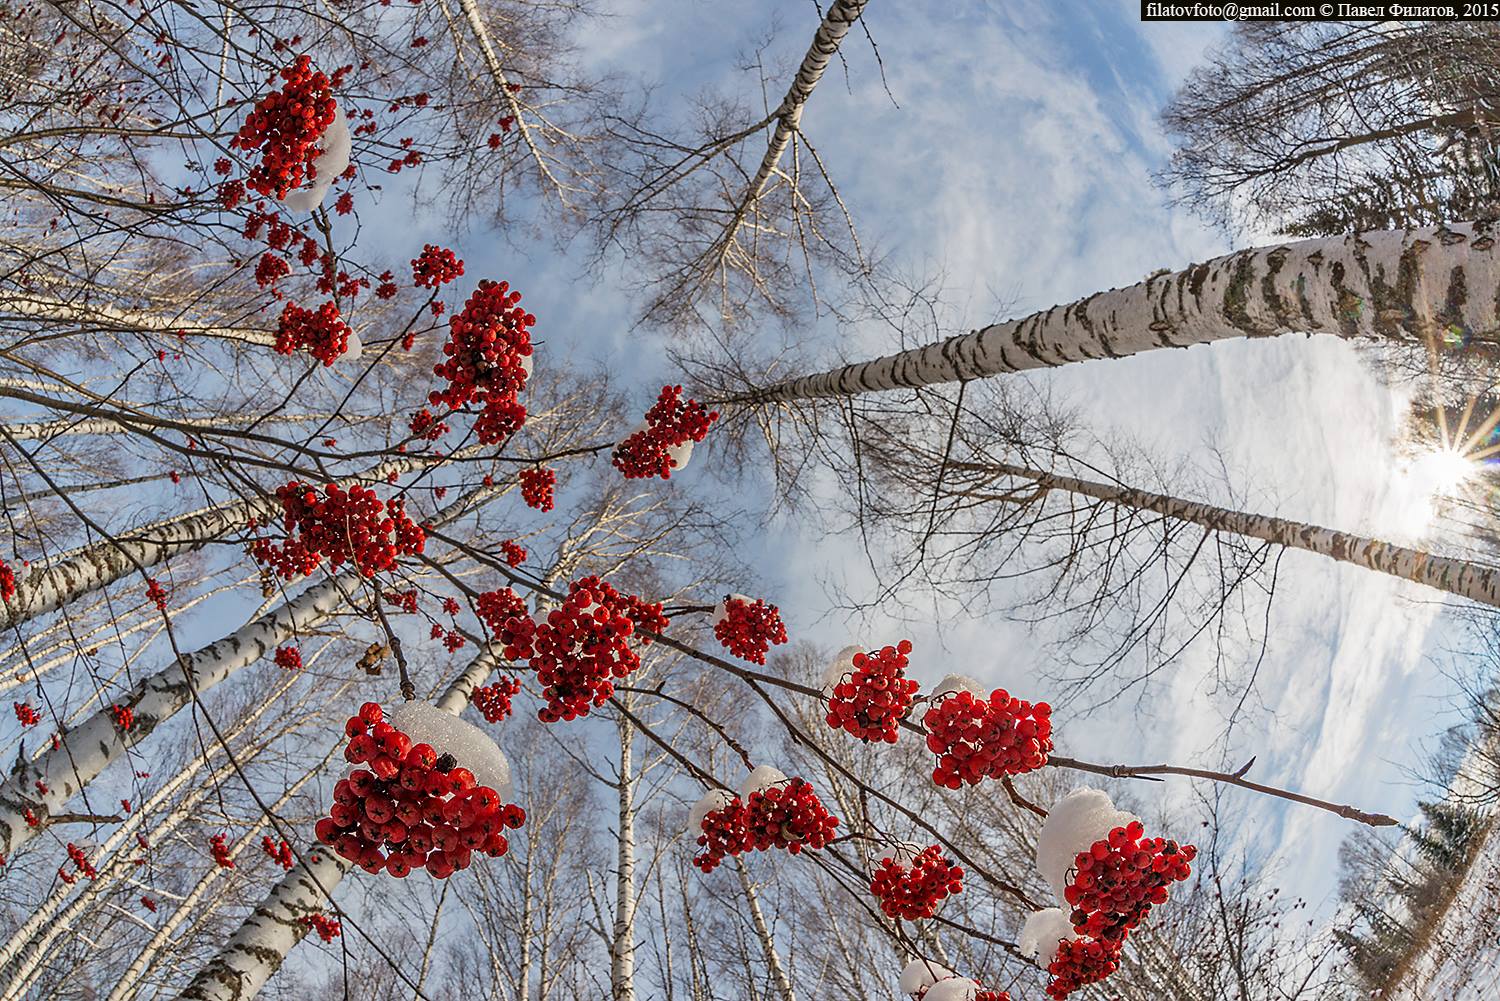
[391,701,513,801]
[1035,787,1139,901]
[900,958,956,996]
[924,978,984,1001]
[1018,907,1080,960]
[874,840,925,872]
[820,646,862,694]
[342,326,364,363]
[686,788,735,836]
[283,106,350,213]
[737,765,788,798]
[930,674,987,700]
[710,593,752,626]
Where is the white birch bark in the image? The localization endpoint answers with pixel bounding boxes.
[744,222,1500,401]
[0,672,295,974]
[734,860,797,1001]
[172,648,506,1001]
[4,412,325,441]
[0,451,427,632]
[0,572,359,858]
[0,293,277,346]
[985,458,1500,609]
[610,704,637,1001]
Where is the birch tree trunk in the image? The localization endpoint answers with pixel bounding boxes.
[739,222,1500,402]
[172,647,508,1001]
[972,457,1500,609]
[733,859,797,1001]
[610,700,637,1001]
[0,573,359,858]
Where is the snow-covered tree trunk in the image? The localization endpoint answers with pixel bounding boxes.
[739,222,1500,402]
[6,412,324,441]
[983,458,1500,608]
[173,648,507,1001]
[611,700,638,1001]
[734,859,797,1001]
[0,572,359,859]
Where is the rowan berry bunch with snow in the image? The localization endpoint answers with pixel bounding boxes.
[922,680,1053,788]
[519,467,554,510]
[899,961,1011,1001]
[711,595,788,664]
[251,481,426,579]
[472,678,521,723]
[209,833,235,868]
[499,539,526,567]
[299,912,342,942]
[232,55,339,199]
[1063,821,1196,943]
[611,385,719,479]
[690,768,839,870]
[689,791,750,874]
[825,640,920,743]
[411,245,464,288]
[274,645,302,671]
[262,836,294,869]
[869,843,964,921]
[426,280,535,444]
[1044,936,1121,999]
[13,702,39,727]
[314,702,525,879]
[514,576,666,723]
[274,301,354,366]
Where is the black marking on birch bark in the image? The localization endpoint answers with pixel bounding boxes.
[1221,254,1259,334]
[1186,262,1210,304]
[1328,262,1363,337]
[1439,265,1468,332]
[1260,248,1294,331]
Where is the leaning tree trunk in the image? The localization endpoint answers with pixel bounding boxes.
[0,572,360,858]
[0,448,447,632]
[173,645,513,1001]
[969,457,1500,609]
[737,222,1500,402]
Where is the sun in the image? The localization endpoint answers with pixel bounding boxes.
[1411,446,1478,497]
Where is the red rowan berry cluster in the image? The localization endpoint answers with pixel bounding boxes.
[110,704,135,730]
[519,468,554,510]
[262,836,295,869]
[0,560,15,603]
[274,645,303,671]
[141,896,158,913]
[145,577,168,612]
[691,777,839,871]
[255,252,292,289]
[65,843,97,879]
[922,688,1052,788]
[712,596,787,664]
[869,844,964,921]
[251,481,426,579]
[274,301,353,366]
[412,245,464,288]
[500,539,526,567]
[209,833,235,868]
[510,577,664,723]
[477,587,528,636]
[300,912,342,942]
[1045,937,1121,999]
[13,702,39,727]
[232,55,338,199]
[425,280,534,444]
[1063,822,1196,944]
[314,703,525,879]
[472,678,522,723]
[826,641,920,743]
[611,385,719,479]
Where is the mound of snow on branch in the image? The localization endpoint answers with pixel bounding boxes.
[1035,787,1139,901]
[737,765,788,798]
[282,106,350,212]
[1018,907,1079,959]
[924,978,982,1001]
[821,645,862,694]
[685,788,734,836]
[392,700,512,801]
[899,958,956,996]
[930,674,987,701]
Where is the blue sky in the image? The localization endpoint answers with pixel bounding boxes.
[376,0,1462,917]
